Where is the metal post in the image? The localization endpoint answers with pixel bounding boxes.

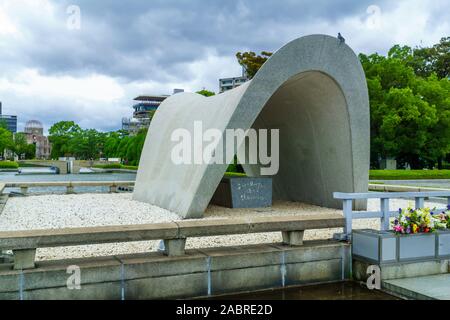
[415,197,425,209]
[380,198,390,231]
[343,199,353,240]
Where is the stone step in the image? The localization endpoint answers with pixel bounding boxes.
[383,274,450,300]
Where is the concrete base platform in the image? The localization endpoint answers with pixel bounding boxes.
[383,274,450,300]
[0,240,349,300]
[353,259,450,281]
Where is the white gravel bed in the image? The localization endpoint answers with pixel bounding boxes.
[0,193,443,261]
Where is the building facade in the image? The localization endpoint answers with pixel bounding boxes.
[24,120,51,159]
[0,101,17,133]
[122,89,184,135]
[219,68,249,93]
[219,76,248,93]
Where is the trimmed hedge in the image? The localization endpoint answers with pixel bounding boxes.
[121,165,138,170]
[224,172,247,178]
[93,163,122,169]
[0,161,19,169]
[93,163,138,170]
[370,170,450,180]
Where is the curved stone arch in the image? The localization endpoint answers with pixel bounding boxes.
[133,34,369,218]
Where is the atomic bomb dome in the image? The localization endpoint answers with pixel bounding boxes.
[24,120,44,136]
[23,119,51,159]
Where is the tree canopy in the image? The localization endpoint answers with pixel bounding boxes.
[235,39,450,169]
[196,89,215,97]
[360,42,450,169]
[48,121,147,165]
[235,51,273,79]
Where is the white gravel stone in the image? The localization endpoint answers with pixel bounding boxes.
[0,193,444,261]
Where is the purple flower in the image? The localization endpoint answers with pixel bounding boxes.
[398,208,402,214]
[447,205,450,210]
[406,216,411,221]
[394,219,399,225]
[431,212,434,215]
[406,226,411,234]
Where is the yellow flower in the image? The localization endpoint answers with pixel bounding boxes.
[412,224,419,233]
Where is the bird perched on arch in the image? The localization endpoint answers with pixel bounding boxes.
[338,33,345,44]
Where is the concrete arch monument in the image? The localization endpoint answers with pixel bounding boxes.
[133,34,370,218]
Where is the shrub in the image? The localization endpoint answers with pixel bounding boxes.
[93,163,138,170]
[93,163,122,169]
[370,170,450,180]
[0,161,19,169]
[121,165,138,170]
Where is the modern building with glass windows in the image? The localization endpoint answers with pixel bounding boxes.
[219,76,248,93]
[122,89,184,135]
[0,101,17,133]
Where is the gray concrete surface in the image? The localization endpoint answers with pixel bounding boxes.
[383,274,450,300]
[0,240,350,300]
[133,34,370,218]
[353,259,449,281]
[0,214,344,269]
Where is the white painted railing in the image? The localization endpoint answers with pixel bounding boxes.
[333,191,450,240]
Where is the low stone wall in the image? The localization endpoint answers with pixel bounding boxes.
[353,259,450,282]
[0,240,349,300]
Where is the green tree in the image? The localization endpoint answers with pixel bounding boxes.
[48,121,82,159]
[0,127,13,159]
[68,129,106,160]
[0,120,8,131]
[374,88,438,169]
[12,133,30,159]
[361,39,450,169]
[412,37,450,79]
[25,143,36,160]
[235,51,273,79]
[196,89,215,97]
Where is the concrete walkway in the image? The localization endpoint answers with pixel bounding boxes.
[383,274,450,300]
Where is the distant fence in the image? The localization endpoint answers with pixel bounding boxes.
[333,191,450,240]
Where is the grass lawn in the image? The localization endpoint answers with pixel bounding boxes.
[93,164,138,170]
[370,170,450,180]
[224,172,247,178]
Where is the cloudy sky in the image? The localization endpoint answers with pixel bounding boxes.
[0,0,448,133]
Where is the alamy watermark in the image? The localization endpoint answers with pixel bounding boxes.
[66,265,81,290]
[366,5,382,30]
[66,5,81,30]
[366,265,381,290]
[171,121,280,176]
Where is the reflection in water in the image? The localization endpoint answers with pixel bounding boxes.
[18,167,95,174]
[211,281,398,300]
[18,167,57,174]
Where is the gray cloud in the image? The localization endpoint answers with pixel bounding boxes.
[6,0,392,81]
[0,0,448,132]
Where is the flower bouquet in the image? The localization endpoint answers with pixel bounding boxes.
[393,206,449,234]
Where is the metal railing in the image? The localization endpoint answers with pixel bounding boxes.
[333,191,450,240]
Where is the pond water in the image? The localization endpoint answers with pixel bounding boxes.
[0,167,137,194]
[212,281,398,300]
